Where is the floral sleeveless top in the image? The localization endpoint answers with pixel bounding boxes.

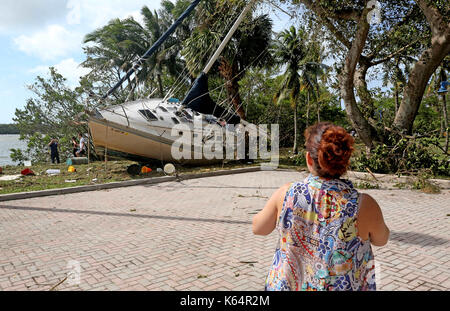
[265,174,376,291]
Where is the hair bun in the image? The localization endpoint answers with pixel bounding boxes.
[317,127,354,178]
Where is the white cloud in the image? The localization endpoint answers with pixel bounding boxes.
[29,58,90,88]
[0,0,68,33]
[126,10,146,27]
[67,0,159,29]
[66,0,82,25]
[0,0,159,34]
[13,25,83,61]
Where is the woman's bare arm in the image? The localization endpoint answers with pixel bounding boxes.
[252,183,290,236]
[359,193,390,247]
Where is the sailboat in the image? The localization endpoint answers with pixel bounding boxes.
[88,0,257,166]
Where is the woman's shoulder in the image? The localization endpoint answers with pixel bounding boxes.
[359,193,380,211]
[357,193,383,223]
[277,182,293,199]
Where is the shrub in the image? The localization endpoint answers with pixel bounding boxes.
[352,136,448,177]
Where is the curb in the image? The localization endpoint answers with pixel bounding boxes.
[0,166,262,202]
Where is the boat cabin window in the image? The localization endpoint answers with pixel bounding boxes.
[205,115,218,125]
[158,106,168,112]
[183,110,193,120]
[175,110,193,123]
[172,117,180,124]
[139,109,158,122]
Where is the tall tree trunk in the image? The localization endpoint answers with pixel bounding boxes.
[157,73,164,98]
[219,59,246,120]
[126,77,135,101]
[395,83,399,115]
[227,79,246,120]
[340,7,376,150]
[306,91,310,127]
[317,101,321,123]
[354,61,376,121]
[393,0,450,133]
[293,100,298,154]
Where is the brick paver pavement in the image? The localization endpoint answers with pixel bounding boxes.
[0,170,449,291]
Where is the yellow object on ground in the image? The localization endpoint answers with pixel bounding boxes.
[68,166,76,173]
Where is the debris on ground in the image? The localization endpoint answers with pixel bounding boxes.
[21,168,35,176]
[45,169,60,175]
[0,175,21,181]
[141,166,152,174]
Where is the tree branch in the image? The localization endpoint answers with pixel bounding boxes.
[340,5,379,148]
[366,6,421,59]
[298,0,353,49]
[370,37,425,66]
[416,0,449,36]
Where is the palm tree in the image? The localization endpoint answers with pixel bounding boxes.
[82,1,191,101]
[300,61,330,125]
[181,0,273,119]
[140,3,189,98]
[82,17,147,100]
[273,26,307,154]
[274,26,329,154]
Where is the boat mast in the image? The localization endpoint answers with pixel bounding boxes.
[181,0,257,112]
[101,0,202,100]
[202,0,257,75]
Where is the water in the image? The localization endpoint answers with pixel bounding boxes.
[0,135,27,166]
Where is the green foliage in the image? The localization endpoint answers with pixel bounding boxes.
[82,0,193,101]
[411,169,441,193]
[353,136,449,176]
[181,0,273,119]
[413,95,442,135]
[272,25,330,153]
[15,0,446,176]
[291,151,307,167]
[354,181,380,190]
[12,68,88,164]
[9,148,27,165]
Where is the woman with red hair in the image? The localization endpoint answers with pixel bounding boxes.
[253,122,389,291]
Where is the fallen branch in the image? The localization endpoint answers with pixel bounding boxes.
[49,276,68,291]
[365,167,379,182]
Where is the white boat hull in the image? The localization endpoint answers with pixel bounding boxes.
[88,99,228,165]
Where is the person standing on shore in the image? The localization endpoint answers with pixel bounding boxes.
[253,122,390,291]
[48,138,60,164]
[76,133,87,157]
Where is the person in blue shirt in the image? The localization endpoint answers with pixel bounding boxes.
[48,138,60,164]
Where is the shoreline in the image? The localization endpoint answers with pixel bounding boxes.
[0,134,25,167]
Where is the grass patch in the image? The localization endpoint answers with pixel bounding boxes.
[0,159,269,195]
[0,148,309,195]
[354,181,380,190]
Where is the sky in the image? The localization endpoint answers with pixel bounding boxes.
[0,1,297,124]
